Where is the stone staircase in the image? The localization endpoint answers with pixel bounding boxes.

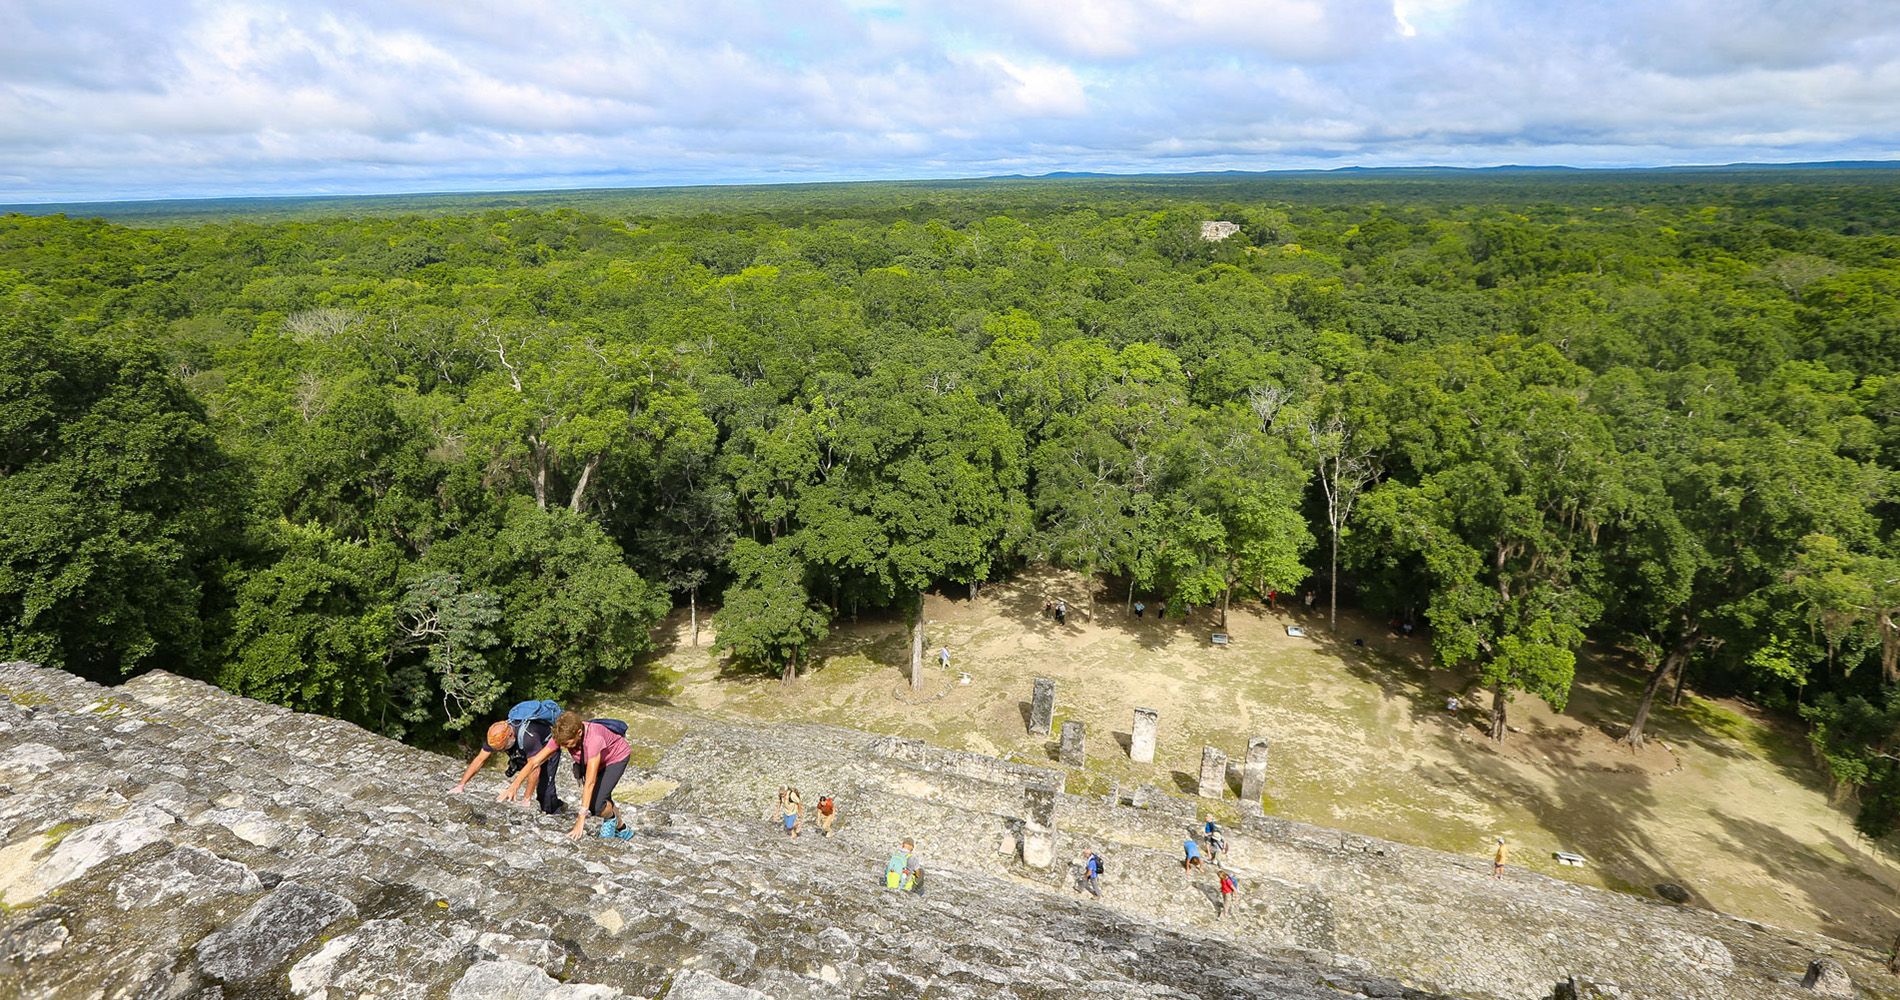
[0,664,1458,1000]
[0,663,1892,1000]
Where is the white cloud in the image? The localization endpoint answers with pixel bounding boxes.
[1,0,1898,202]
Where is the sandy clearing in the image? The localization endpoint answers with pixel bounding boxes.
[585,564,1900,948]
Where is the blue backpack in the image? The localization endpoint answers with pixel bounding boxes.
[501,701,562,772]
[588,718,629,737]
[507,700,562,737]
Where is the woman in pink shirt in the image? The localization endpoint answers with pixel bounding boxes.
[503,711,631,840]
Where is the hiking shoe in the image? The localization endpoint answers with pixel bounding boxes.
[597,817,618,839]
[616,823,635,840]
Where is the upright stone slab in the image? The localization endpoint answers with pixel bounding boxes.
[1241,736,1270,802]
[1058,720,1086,766]
[1197,745,1228,799]
[1021,785,1058,868]
[1129,707,1158,763]
[910,623,926,692]
[1028,678,1056,736]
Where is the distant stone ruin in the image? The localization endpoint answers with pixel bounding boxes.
[1,662,1894,1000]
[1201,220,1242,241]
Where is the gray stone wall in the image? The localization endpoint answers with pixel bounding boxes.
[2,662,1894,1000]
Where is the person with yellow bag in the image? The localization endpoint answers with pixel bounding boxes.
[885,838,922,893]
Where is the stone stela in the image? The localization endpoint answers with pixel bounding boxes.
[1028,677,1056,736]
[1021,784,1057,868]
[1059,720,1085,766]
[1197,746,1227,799]
[1130,707,1158,764]
[1241,737,1270,803]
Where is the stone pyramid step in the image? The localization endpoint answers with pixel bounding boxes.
[0,663,1454,1000]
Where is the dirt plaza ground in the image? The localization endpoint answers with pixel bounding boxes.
[583,565,1900,948]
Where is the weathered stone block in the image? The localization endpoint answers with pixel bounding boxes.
[113,845,262,911]
[1241,736,1270,802]
[291,918,468,998]
[666,969,773,1000]
[1130,707,1158,764]
[1028,678,1056,736]
[1801,956,1855,997]
[1021,785,1058,868]
[449,960,557,1000]
[1197,746,1227,799]
[1058,720,1085,766]
[36,806,177,895]
[196,882,357,983]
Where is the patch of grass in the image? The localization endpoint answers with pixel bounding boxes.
[0,687,52,708]
[1065,770,1116,799]
[617,778,681,805]
[1668,696,1752,741]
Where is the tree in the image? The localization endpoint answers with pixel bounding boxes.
[217,520,396,725]
[387,572,504,735]
[1789,534,1900,684]
[0,323,241,681]
[1151,406,1312,627]
[712,540,831,681]
[1353,343,1617,741]
[466,327,660,513]
[1294,379,1386,630]
[429,498,669,700]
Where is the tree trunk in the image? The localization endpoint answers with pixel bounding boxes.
[531,443,549,510]
[1329,530,1340,630]
[910,592,925,689]
[1087,565,1096,622]
[568,455,600,512]
[1670,659,1689,706]
[782,646,796,683]
[1221,587,1231,629]
[1622,628,1697,747]
[689,586,699,647]
[1489,683,1509,742]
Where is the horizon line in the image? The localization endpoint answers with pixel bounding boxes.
[7,159,1900,215]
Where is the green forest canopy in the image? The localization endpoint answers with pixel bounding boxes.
[3,170,1898,834]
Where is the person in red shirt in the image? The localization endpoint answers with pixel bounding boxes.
[816,794,837,837]
[1218,868,1237,918]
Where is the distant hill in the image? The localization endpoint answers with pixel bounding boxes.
[6,161,1899,227]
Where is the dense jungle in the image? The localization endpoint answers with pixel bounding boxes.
[3,170,1897,837]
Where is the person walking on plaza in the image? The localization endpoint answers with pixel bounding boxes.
[1217,868,1237,918]
[1492,837,1508,879]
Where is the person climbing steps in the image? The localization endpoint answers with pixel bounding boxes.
[503,712,632,841]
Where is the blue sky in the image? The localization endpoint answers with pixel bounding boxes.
[3,0,1898,202]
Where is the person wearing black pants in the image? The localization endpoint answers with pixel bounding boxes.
[451,718,565,814]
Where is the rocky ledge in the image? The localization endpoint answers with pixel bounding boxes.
[0,663,1892,1000]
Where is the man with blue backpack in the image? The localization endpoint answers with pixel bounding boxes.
[450,699,566,815]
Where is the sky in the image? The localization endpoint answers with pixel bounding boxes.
[3,0,1900,203]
